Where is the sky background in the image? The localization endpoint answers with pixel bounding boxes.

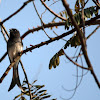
[0,0,100,100]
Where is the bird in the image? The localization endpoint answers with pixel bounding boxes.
[7,28,23,91]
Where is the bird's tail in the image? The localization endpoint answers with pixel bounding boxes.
[8,62,23,92]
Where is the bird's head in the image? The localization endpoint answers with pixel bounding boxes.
[9,28,20,38]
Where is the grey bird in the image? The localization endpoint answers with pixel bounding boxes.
[7,28,23,91]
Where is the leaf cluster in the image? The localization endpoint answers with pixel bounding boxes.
[65,6,98,30]
[14,80,56,100]
[48,5,100,69]
[64,32,81,49]
[49,49,64,69]
[49,32,81,69]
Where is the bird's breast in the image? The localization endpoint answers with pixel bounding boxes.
[8,42,23,62]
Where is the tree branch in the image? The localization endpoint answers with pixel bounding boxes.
[33,1,50,38]
[87,25,100,39]
[0,0,33,25]
[62,0,100,88]
[40,0,67,21]
[21,16,100,39]
[64,51,90,70]
[0,54,21,83]
[81,0,85,38]
[0,52,7,62]
[19,60,32,100]
[92,0,100,7]
[0,17,100,63]
[0,21,9,38]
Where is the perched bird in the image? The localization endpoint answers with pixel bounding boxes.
[7,28,23,91]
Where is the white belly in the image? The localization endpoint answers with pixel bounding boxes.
[8,42,23,62]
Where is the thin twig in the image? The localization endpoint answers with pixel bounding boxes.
[0,52,7,62]
[73,70,89,77]
[19,60,32,100]
[33,1,50,38]
[87,25,100,39]
[53,30,67,41]
[0,0,33,25]
[41,0,60,19]
[85,0,89,6]
[1,27,8,42]
[0,24,9,62]
[0,20,9,37]
[63,51,90,70]
[40,0,67,21]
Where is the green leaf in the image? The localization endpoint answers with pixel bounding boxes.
[84,8,92,18]
[14,94,21,100]
[20,96,26,100]
[37,90,47,94]
[14,80,54,100]
[58,49,64,56]
[56,56,60,66]
[64,33,81,49]
[65,6,97,30]
[65,11,68,18]
[35,85,45,89]
[40,95,51,99]
[49,49,64,69]
[49,61,53,69]
[65,19,70,30]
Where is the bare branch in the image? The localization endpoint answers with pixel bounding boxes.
[33,1,50,38]
[0,0,33,25]
[87,25,100,39]
[19,60,32,100]
[41,0,61,19]
[40,0,67,21]
[0,54,21,83]
[92,0,100,7]
[62,0,100,88]
[21,16,100,39]
[0,22,9,38]
[0,52,7,62]
[63,51,90,70]
[1,27,8,42]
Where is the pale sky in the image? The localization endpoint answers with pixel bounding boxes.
[0,0,100,100]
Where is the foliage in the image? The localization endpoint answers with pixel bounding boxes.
[49,49,64,69]
[65,6,98,30]
[14,80,56,100]
[49,5,99,68]
[64,32,81,49]
[51,6,98,30]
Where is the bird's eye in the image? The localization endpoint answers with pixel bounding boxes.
[9,28,18,33]
[14,29,17,31]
